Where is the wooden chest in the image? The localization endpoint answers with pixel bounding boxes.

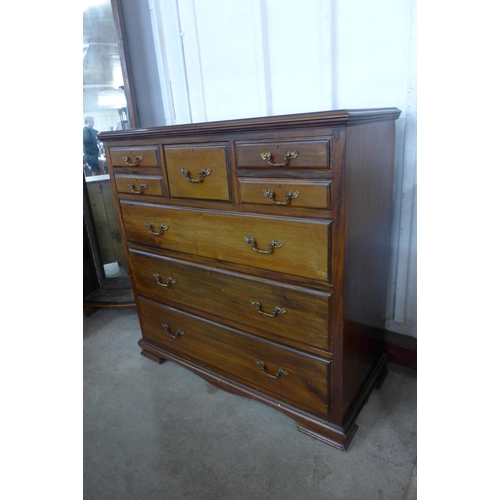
[99,108,401,450]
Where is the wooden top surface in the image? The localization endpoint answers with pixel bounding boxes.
[98,108,401,142]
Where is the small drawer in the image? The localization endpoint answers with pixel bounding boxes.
[235,140,330,170]
[120,202,331,282]
[115,175,165,197]
[137,297,331,416]
[129,250,331,351]
[108,146,160,168]
[164,145,230,201]
[239,179,331,209]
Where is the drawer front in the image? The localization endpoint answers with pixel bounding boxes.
[115,175,164,197]
[108,146,160,168]
[164,145,230,201]
[235,140,330,170]
[137,297,331,416]
[130,250,331,350]
[239,178,331,209]
[121,203,331,282]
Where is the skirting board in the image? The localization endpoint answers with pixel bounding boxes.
[384,330,417,371]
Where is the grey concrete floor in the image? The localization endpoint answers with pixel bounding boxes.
[84,307,417,500]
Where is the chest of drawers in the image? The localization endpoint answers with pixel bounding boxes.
[99,108,401,450]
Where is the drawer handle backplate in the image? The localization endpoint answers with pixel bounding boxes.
[250,300,286,318]
[263,189,300,205]
[244,236,283,254]
[260,151,299,167]
[127,182,148,194]
[161,323,184,339]
[144,222,169,236]
[255,359,289,380]
[153,273,176,287]
[180,167,211,183]
[122,155,143,167]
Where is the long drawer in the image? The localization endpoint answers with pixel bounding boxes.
[137,297,331,416]
[129,250,331,351]
[121,202,331,282]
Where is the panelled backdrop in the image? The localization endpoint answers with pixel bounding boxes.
[117,0,416,338]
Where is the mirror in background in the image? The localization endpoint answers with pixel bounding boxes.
[83,0,131,286]
[83,0,130,178]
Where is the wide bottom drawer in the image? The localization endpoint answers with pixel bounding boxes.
[137,297,331,417]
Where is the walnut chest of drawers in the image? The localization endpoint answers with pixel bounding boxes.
[99,108,401,451]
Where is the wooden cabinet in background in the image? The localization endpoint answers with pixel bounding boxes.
[99,108,401,450]
[83,175,134,314]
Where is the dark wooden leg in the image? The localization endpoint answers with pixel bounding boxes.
[138,339,166,364]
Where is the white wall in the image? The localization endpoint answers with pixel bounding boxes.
[147,0,417,337]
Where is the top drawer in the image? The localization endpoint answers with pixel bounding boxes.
[108,146,160,168]
[164,145,230,201]
[235,139,330,170]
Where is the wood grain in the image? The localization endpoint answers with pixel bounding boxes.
[164,145,231,201]
[120,202,331,282]
[137,297,331,416]
[238,178,331,209]
[129,249,332,351]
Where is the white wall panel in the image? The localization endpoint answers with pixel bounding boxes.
[263,0,335,114]
[146,0,417,337]
[335,0,411,108]
[149,0,191,124]
[385,0,417,336]
[334,0,417,337]
[180,0,270,121]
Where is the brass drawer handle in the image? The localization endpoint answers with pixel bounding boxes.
[263,189,300,205]
[244,236,283,254]
[161,323,184,339]
[127,182,148,194]
[180,167,212,183]
[144,222,169,236]
[255,359,289,380]
[250,300,286,318]
[122,155,143,167]
[153,273,176,287]
[260,151,299,167]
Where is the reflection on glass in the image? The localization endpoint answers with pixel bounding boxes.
[83,0,131,281]
[83,0,129,177]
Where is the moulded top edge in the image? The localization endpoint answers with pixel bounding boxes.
[98,108,401,141]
